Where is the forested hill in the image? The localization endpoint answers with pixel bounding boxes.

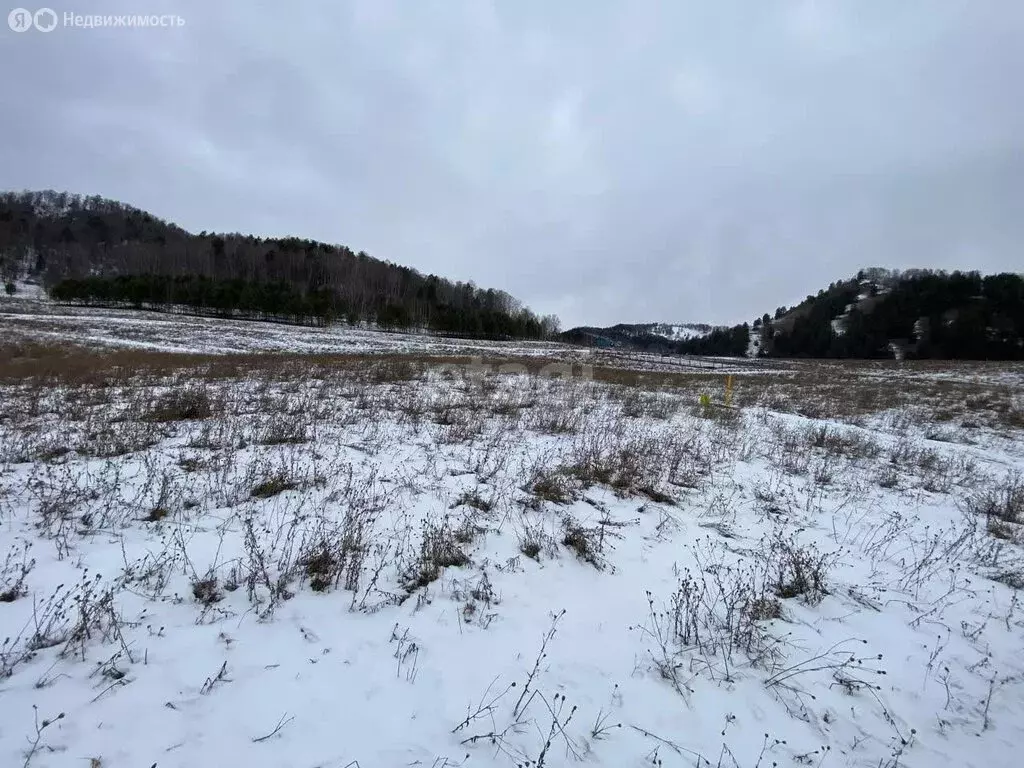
[754,269,1024,360]
[564,269,1024,360]
[0,190,559,337]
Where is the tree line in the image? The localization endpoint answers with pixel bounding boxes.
[50,275,336,326]
[0,190,560,339]
[49,273,555,338]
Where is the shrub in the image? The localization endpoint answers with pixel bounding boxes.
[966,473,1024,527]
[562,519,601,568]
[639,485,675,504]
[562,439,658,497]
[987,517,1018,542]
[527,470,576,505]
[251,473,298,499]
[761,534,834,605]
[256,413,309,445]
[303,545,340,592]
[641,556,784,692]
[520,539,542,560]
[144,507,170,522]
[877,467,900,489]
[0,541,35,603]
[146,386,214,422]
[191,575,223,606]
[451,489,493,513]
[403,518,470,590]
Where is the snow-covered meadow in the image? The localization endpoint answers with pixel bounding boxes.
[0,343,1023,768]
[0,292,766,376]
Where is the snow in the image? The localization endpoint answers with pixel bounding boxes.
[0,278,47,303]
[1,354,1023,768]
[646,323,713,342]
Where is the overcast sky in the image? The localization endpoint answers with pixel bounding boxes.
[2,1,1021,327]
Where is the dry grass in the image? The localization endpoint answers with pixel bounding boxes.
[3,341,1020,429]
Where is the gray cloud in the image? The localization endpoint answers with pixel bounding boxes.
[2,0,1021,327]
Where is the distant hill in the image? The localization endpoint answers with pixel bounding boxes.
[561,322,712,348]
[560,321,750,357]
[0,189,559,338]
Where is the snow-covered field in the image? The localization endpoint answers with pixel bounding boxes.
[0,294,770,375]
[0,297,572,359]
[1,343,1023,768]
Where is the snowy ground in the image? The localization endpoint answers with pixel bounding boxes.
[1,345,1023,768]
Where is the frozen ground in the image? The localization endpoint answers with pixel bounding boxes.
[0,347,1023,768]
